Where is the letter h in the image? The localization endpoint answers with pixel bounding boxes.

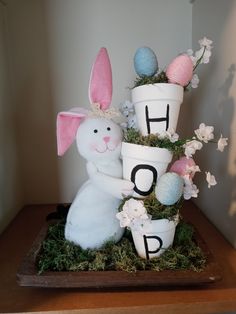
[145,104,170,134]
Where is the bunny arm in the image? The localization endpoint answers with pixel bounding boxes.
[86,161,134,199]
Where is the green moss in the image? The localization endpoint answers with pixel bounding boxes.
[144,193,183,220]
[118,193,183,220]
[133,71,168,88]
[37,220,206,274]
[123,128,186,158]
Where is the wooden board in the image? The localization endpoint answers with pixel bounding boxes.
[16,222,222,289]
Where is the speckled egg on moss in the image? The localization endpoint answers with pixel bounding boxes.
[134,47,158,77]
[155,172,184,206]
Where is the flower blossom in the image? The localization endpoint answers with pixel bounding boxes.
[195,37,213,64]
[217,135,228,152]
[194,123,214,143]
[116,198,150,230]
[184,140,203,158]
[187,37,213,67]
[119,100,134,117]
[159,128,179,143]
[186,164,201,177]
[199,37,213,50]
[183,176,199,200]
[190,74,200,88]
[123,198,148,219]
[116,211,131,228]
[195,47,212,64]
[205,172,217,188]
[127,114,138,130]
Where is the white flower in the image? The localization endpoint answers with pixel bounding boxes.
[199,37,213,50]
[119,100,134,117]
[184,140,203,158]
[190,74,200,88]
[159,128,179,143]
[195,47,212,64]
[205,172,217,188]
[123,198,148,219]
[194,123,214,143]
[127,114,138,130]
[186,164,201,177]
[116,211,131,228]
[217,135,228,152]
[183,176,199,200]
[116,198,153,233]
[186,37,213,67]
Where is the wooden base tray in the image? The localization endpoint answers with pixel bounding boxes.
[17,222,222,289]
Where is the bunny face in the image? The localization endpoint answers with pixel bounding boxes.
[76,117,122,162]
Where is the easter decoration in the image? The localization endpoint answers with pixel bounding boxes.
[56,48,134,249]
[36,39,227,277]
[117,37,228,259]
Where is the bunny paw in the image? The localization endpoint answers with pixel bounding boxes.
[121,180,135,197]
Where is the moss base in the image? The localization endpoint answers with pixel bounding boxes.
[37,220,206,274]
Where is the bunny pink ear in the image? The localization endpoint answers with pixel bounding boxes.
[57,109,87,156]
[89,47,112,110]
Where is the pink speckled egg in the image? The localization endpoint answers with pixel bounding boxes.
[166,54,193,87]
[170,157,196,179]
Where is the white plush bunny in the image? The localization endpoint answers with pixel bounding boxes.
[57,48,134,249]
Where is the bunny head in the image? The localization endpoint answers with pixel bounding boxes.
[57,48,123,162]
[76,117,122,162]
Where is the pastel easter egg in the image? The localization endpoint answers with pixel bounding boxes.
[170,157,196,179]
[166,54,193,87]
[134,47,158,77]
[155,172,184,206]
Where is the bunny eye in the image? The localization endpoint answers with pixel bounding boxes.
[107,127,111,131]
[93,129,98,133]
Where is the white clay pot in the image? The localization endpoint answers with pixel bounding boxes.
[121,142,173,198]
[131,216,179,259]
[132,83,184,136]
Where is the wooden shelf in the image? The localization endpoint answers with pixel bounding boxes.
[0,202,236,313]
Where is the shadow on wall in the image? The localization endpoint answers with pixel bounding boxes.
[189,0,236,247]
[218,65,236,220]
[192,61,236,246]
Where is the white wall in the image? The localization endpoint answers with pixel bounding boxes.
[191,0,236,247]
[0,2,23,234]
[2,0,236,248]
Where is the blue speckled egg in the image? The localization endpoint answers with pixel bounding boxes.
[155,172,184,206]
[134,47,158,77]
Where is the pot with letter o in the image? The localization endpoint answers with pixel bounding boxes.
[121,142,173,198]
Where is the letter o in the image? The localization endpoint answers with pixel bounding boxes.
[130,164,158,196]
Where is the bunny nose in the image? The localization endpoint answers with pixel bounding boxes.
[103,136,110,143]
